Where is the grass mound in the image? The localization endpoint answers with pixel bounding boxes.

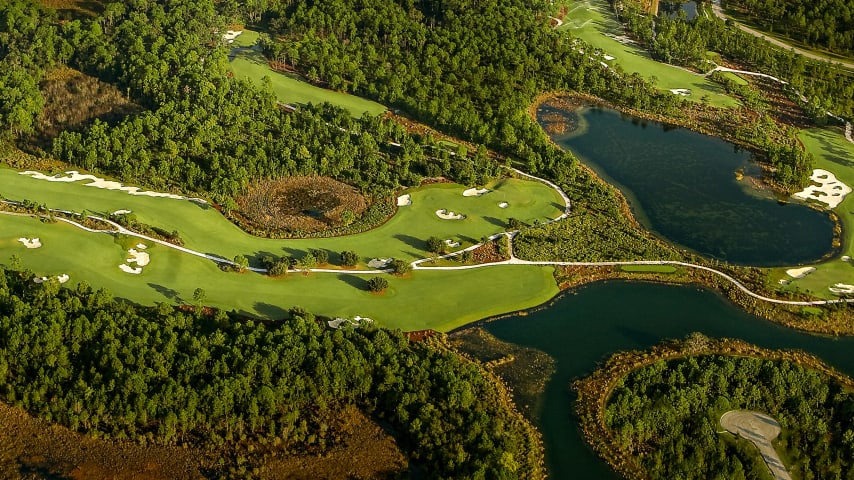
[235,176,368,233]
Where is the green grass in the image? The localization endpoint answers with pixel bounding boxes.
[561,0,739,108]
[227,30,387,117]
[0,214,558,331]
[768,127,854,298]
[619,264,677,273]
[1,168,564,266]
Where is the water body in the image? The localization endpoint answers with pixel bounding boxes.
[658,0,698,20]
[538,105,834,266]
[484,281,854,480]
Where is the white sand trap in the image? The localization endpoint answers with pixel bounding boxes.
[843,255,851,261]
[222,30,242,43]
[57,274,70,284]
[328,315,374,329]
[603,55,615,61]
[830,283,854,294]
[778,279,790,285]
[136,243,147,250]
[127,249,150,267]
[397,194,412,206]
[367,258,392,269]
[19,170,207,204]
[112,209,132,215]
[444,239,461,248]
[669,88,691,96]
[463,188,490,197]
[793,169,852,208]
[498,202,509,208]
[119,264,142,274]
[17,237,42,249]
[786,267,815,278]
[436,209,465,220]
[33,276,49,284]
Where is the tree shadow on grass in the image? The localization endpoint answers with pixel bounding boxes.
[253,302,289,320]
[148,283,181,301]
[394,234,426,250]
[337,274,369,291]
[482,216,507,229]
[814,131,854,169]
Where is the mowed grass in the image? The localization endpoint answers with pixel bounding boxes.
[0,215,558,331]
[0,168,564,264]
[768,127,854,298]
[227,30,386,117]
[560,0,738,108]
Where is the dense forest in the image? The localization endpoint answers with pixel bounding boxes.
[724,0,854,56]
[0,266,542,478]
[606,354,854,479]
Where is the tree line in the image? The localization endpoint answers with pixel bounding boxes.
[0,265,541,478]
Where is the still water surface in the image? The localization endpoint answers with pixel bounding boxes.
[485,281,854,480]
[537,105,834,266]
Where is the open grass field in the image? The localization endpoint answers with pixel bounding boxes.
[0,214,558,331]
[1,168,564,265]
[227,30,387,117]
[560,0,739,108]
[768,127,854,298]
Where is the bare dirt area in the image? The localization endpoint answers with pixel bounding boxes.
[235,176,368,234]
[0,401,407,480]
[0,401,206,480]
[33,68,140,148]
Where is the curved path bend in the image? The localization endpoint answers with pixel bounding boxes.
[720,411,792,480]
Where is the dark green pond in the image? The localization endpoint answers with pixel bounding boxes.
[484,281,854,480]
[538,105,835,266]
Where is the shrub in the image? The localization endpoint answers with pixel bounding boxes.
[367,276,389,292]
[340,250,359,267]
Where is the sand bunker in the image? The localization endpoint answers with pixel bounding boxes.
[17,237,41,249]
[57,274,70,284]
[367,258,392,269]
[19,170,207,204]
[830,283,854,294]
[127,249,150,266]
[222,30,242,43]
[603,55,615,61]
[444,239,461,248]
[327,315,374,329]
[462,188,490,197]
[136,243,147,250]
[397,194,412,206]
[112,209,132,215]
[669,88,691,96]
[119,264,142,274]
[498,202,509,208]
[786,267,815,278]
[436,209,465,220]
[793,169,851,208]
[33,276,49,284]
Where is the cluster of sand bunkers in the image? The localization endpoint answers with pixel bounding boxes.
[222,30,242,43]
[327,315,373,329]
[398,187,510,220]
[793,169,852,208]
[119,244,150,275]
[20,170,206,203]
[14,238,70,284]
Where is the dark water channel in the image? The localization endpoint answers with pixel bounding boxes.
[484,281,854,480]
[658,0,699,20]
[537,105,835,266]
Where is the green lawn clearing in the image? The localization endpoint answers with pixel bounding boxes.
[227,30,386,117]
[0,214,558,332]
[768,127,854,298]
[1,168,564,267]
[560,0,738,108]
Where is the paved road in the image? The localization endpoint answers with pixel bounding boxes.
[710,1,854,70]
[721,411,792,480]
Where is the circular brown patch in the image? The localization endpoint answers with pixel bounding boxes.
[236,176,368,233]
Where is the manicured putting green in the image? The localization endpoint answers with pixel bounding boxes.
[1,168,565,266]
[227,30,386,117]
[0,214,559,332]
[561,0,738,108]
[770,127,854,298]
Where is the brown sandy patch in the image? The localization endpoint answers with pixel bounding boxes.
[236,176,368,234]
